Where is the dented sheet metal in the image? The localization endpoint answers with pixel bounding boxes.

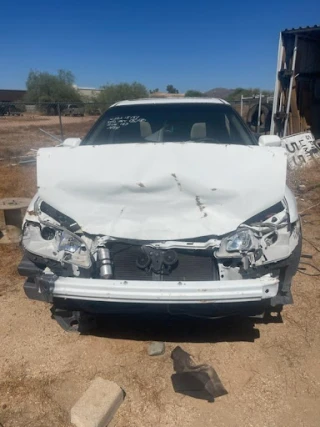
[37,143,287,240]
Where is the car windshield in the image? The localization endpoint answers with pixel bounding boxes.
[82,103,257,146]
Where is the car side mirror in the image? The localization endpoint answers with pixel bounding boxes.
[258,135,281,147]
[61,138,81,148]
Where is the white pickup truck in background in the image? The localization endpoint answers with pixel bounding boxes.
[63,103,85,117]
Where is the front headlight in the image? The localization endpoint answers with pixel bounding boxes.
[225,230,253,252]
[22,223,91,269]
[57,229,91,267]
[59,231,83,253]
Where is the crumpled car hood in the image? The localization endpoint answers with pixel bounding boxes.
[37,143,287,240]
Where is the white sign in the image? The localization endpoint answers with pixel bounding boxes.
[281,132,320,169]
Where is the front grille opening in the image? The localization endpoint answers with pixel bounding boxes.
[108,243,219,281]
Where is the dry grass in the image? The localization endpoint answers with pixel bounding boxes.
[0,371,70,427]
[0,244,22,296]
[289,161,320,220]
[0,116,96,216]
[0,115,95,160]
[0,165,36,199]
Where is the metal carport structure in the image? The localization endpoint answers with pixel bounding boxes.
[271,25,320,139]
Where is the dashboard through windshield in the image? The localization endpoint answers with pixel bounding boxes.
[82,103,257,146]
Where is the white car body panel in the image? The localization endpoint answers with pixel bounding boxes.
[284,186,299,223]
[37,143,287,240]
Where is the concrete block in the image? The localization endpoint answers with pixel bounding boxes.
[71,377,124,427]
[148,341,165,356]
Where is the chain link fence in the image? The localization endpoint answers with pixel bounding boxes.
[0,102,111,163]
[0,101,110,115]
[0,101,110,135]
[230,95,274,134]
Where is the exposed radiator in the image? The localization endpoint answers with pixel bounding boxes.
[109,243,219,281]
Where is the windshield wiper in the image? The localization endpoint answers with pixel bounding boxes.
[189,137,220,143]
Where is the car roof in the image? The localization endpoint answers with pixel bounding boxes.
[112,97,229,107]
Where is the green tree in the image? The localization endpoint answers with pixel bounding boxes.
[96,82,149,109]
[149,88,159,94]
[25,69,81,114]
[185,90,204,97]
[166,85,179,94]
[57,69,75,85]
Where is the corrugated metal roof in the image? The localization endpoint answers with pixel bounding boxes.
[282,25,320,34]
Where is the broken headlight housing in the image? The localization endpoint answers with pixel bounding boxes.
[225,230,254,252]
[22,222,91,269]
[59,230,83,253]
[56,229,91,267]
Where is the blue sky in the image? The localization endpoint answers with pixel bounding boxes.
[1,0,319,92]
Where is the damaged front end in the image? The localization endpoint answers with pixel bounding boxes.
[18,193,301,319]
[21,199,93,280]
[215,200,302,308]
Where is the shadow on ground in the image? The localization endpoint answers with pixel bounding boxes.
[87,313,272,344]
[53,299,282,343]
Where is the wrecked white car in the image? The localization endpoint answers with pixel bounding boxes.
[18,99,301,331]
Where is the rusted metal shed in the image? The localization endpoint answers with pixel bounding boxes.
[0,89,26,102]
[271,25,320,138]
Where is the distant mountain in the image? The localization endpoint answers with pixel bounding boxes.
[204,88,234,100]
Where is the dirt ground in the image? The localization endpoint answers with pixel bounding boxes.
[1,118,320,426]
[0,115,95,160]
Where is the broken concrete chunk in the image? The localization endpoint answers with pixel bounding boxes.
[71,377,124,427]
[171,346,227,402]
[148,341,165,356]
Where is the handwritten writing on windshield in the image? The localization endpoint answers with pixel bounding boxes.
[106,116,147,130]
